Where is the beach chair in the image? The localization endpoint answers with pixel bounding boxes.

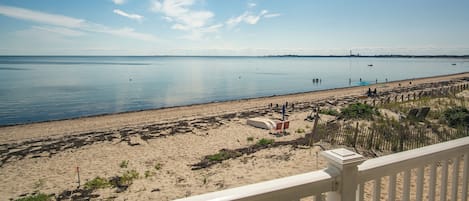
[283,121,290,130]
[275,121,283,133]
[273,121,290,135]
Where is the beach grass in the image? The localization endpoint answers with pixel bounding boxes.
[84,177,110,190]
[256,138,275,146]
[15,193,51,201]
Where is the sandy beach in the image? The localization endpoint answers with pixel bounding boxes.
[0,72,468,200]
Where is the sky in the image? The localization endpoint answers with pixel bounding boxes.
[0,0,469,56]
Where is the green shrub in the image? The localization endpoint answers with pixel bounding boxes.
[84,177,110,190]
[443,106,469,128]
[320,109,339,116]
[246,137,254,142]
[340,103,379,120]
[144,170,153,178]
[33,179,45,189]
[207,151,230,162]
[207,150,241,162]
[15,193,51,201]
[256,138,275,146]
[295,128,305,133]
[154,163,162,170]
[119,160,129,168]
[120,170,139,185]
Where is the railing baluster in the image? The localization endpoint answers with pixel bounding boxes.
[463,153,469,201]
[314,193,322,201]
[451,156,460,201]
[373,178,381,201]
[429,162,437,201]
[441,160,448,201]
[357,182,364,201]
[403,169,411,201]
[388,174,396,201]
[416,166,424,201]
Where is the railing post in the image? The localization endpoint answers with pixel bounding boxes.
[321,148,365,201]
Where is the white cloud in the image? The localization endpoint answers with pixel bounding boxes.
[226,9,280,28]
[150,0,221,40]
[112,0,126,5]
[162,16,173,22]
[182,24,223,40]
[264,13,281,18]
[32,26,85,36]
[113,9,144,22]
[0,5,157,42]
[172,23,190,31]
[248,3,256,8]
[0,5,84,28]
[243,13,261,24]
[100,27,157,41]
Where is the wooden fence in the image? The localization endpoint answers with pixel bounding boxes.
[314,122,469,152]
[362,83,469,106]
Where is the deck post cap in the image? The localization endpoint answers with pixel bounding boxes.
[321,148,365,169]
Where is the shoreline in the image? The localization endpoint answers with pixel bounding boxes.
[0,72,468,143]
[1,71,467,128]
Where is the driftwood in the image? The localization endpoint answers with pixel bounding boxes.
[191,134,322,170]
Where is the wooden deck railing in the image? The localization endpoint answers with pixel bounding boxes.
[176,136,469,201]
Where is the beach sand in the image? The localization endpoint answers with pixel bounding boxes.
[0,72,468,200]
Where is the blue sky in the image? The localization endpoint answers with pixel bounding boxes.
[0,0,468,55]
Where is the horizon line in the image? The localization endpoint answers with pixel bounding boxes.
[1,54,469,58]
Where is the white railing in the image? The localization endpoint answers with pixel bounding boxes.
[357,136,469,201]
[176,136,469,201]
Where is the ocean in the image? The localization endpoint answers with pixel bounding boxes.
[0,56,468,126]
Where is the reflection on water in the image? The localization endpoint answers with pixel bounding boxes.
[0,56,468,125]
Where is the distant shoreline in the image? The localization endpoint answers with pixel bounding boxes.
[265,54,469,58]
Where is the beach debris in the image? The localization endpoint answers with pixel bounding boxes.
[305,108,318,122]
[326,100,337,106]
[56,189,99,200]
[191,133,326,170]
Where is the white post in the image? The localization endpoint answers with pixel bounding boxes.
[321,148,365,201]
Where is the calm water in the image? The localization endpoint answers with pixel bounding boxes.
[0,56,468,126]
